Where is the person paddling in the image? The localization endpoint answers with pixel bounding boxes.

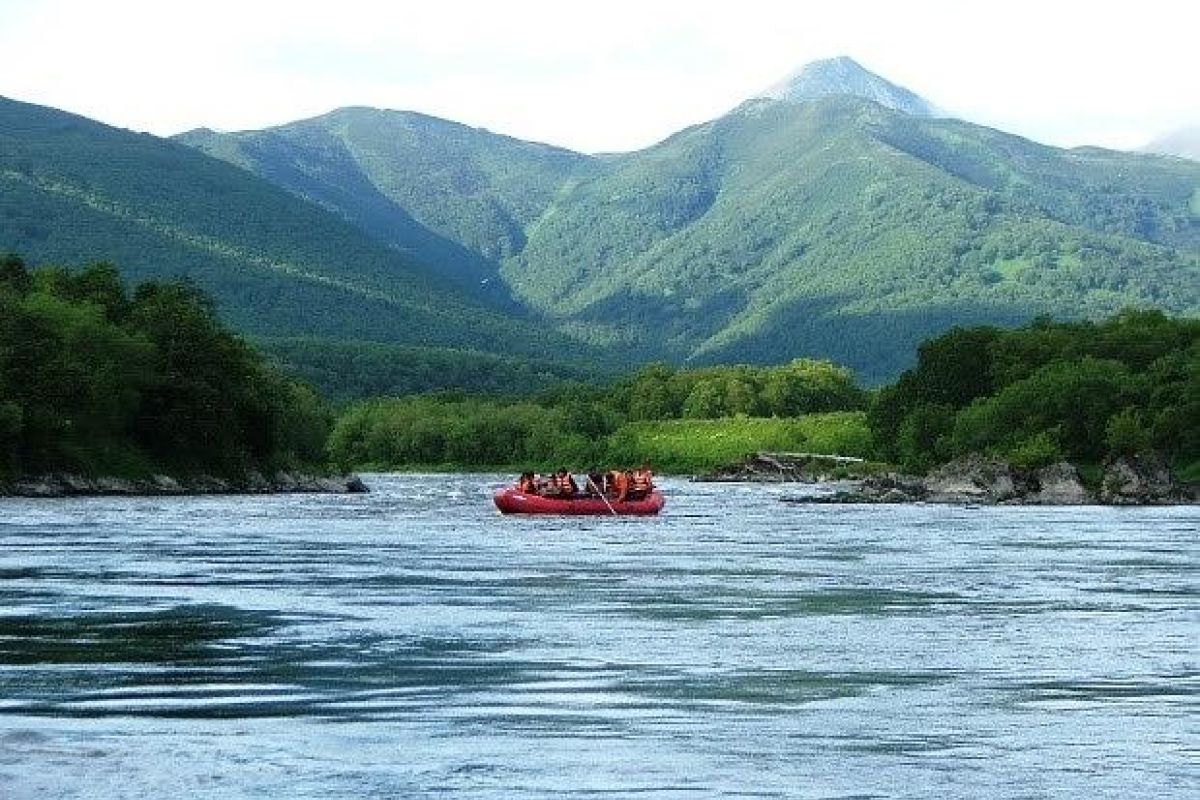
[554,468,579,498]
[609,469,631,502]
[630,465,654,500]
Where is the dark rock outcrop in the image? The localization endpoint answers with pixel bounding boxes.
[0,472,369,497]
[1024,462,1091,505]
[924,454,1022,504]
[697,452,869,483]
[1100,455,1194,505]
[782,453,1191,506]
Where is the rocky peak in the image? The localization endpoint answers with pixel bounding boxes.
[756,56,936,117]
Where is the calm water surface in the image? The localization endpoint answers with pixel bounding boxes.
[0,474,1196,798]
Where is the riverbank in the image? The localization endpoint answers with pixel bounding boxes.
[0,471,368,497]
[772,453,1198,506]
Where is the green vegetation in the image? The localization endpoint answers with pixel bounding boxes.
[0,256,330,481]
[5,253,1194,485]
[258,337,609,403]
[605,414,872,474]
[326,311,1199,477]
[0,96,589,375]
[7,88,1197,389]
[177,108,594,294]
[507,99,1198,382]
[869,311,1200,473]
[185,95,1200,384]
[326,359,867,472]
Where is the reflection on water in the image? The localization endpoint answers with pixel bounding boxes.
[0,474,1196,798]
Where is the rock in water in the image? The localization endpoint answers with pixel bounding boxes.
[924,455,1023,504]
[1025,462,1091,505]
[1100,455,1179,505]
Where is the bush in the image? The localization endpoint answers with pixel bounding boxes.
[1104,407,1151,458]
[1006,430,1063,470]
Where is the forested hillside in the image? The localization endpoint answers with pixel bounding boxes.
[869,311,1199,473]
[181,61,1200,383]
[177,107,594,303]
[0,95,600,380]
[507,97,1199,381]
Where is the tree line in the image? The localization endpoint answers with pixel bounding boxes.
[868,310,1199,472]
[3,255,1195,480]
[0,256,330,481]
[327,360,865,470]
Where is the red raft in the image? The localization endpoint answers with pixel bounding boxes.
[493,487,665,516]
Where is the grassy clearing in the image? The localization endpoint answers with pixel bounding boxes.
[605,412,872,474]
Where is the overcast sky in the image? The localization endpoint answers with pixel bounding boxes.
[1,0,1196,153]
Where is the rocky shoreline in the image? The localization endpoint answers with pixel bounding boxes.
[0,471,369,498]
[705,452,1196,505]
[699,452,871,483]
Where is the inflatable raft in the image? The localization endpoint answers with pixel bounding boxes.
[493,487,665,516]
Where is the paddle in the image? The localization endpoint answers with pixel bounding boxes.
[587,475,618,516]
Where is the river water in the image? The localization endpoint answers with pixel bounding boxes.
[0,474,1195,798]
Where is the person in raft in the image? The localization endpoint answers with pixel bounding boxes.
[585,469,606,496]
[549,468,578,498]
[513,468,650,500]
[606,469,628,501]
[628,465,654,500]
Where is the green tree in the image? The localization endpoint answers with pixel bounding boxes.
[1104,407,1151,458]
[628,363,677,420]
[682,379,726,418]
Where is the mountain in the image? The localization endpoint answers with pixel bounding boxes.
[17,55,1200,386]
[503,97,1200,381]
[755,56,936,117]
[1142,125,1200,161]
[180,56,1198,382]
[0,95,605,394]
[176,107,594,304]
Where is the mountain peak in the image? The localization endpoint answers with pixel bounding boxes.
[1141,124,1200,161]
[756,56,935,116]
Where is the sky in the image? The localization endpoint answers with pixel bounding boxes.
[1,0,1196,154]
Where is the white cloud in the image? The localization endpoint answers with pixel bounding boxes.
[0,0,1196,151]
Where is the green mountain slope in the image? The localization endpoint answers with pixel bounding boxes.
[178,63,1199,383]
[503,98,1200,382]
[176,107,595,302]
[0,95,594,377]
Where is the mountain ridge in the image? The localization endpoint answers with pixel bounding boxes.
[1141,125,1200,162]
[0,94,598,371]
[5,54,1197,387]
[173,70,1200,381]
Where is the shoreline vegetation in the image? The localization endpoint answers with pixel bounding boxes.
[2,255,1196,504]
[0,257,343,495]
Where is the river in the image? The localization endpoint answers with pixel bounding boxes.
[1,474,1196,798]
